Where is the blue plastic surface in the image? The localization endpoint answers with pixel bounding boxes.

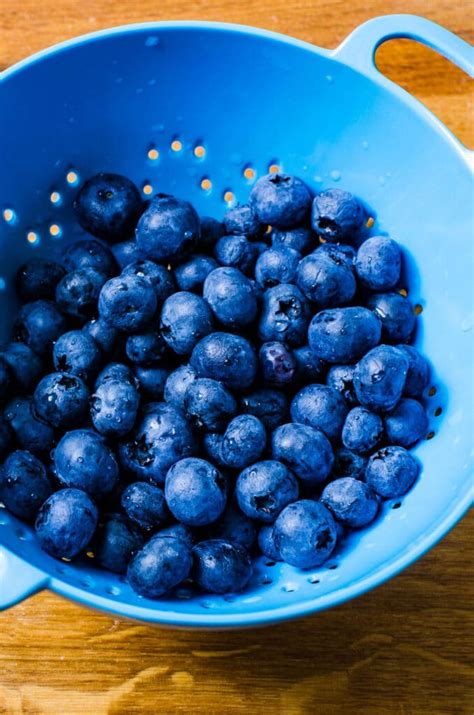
[0,15,472,627]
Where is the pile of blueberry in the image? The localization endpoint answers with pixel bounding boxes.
[0,170,431,598]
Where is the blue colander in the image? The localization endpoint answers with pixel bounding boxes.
[0,15,472,628]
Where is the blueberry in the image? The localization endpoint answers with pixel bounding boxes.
[121,481,168,531]
[259,341,297,387]
[366,293,415,344]
[332,447,368,480]
[0,450,51,521]
[54,429,118,498]
[95,362,136,388]
[308,306,381,364]
[321,477,379,528]
[74,172,142,242]
[13,300,67,356]
[271,226,316,255]
[397,345,430,398]
[236,460,299,523]
[132,366,170,399]
[125,331,166,365]
[160,292,214,355]
[202,432,227,467]
[355,236,401,290]
[15,258,66,302]
[127,534,192,598]
[326,365,357,405]
[4,397,55,455]
[91,379,139,437]
[240,389,289,430]
[175,255,219,292]
[135,194,199,262]
[314,243,356,268]
[111,239,144,269]
[203,267,257,328]
[257,525,282,561]
[214,234,259,275]
[220,415,266,469]
[56,267,107,319]
[192,539,252,594]
[223,204,261,237]
[365,446,419,498]
[122,260,175,304]
[154,523,194,547]
[0,342,42,392]
[0,415,12,460]
[35,488,98,559]
[384,397,428,447]
[33,372,89,428]
[119,403,197,485]
[342,407,384,454]
[83,318,118,354]
[200,216,225,251]
[99,274,157,333]
[0,359,11,400]
[296,252,356,308]
[184,377,237,432]
[165,457,227,526]
[190,332,257,390]
[293,345,326,384]
[164,365,197,411]
[255,247,300,289]
[353,345,409,413]
[258,283,310,346]
[207,505,257,549]
[290,384,348,441]
[271,423,334,485]
[62,238,117,277]
[311,189,367,243]
[94,513,144,573]
[53,330,102,382]
[250,173,312,228]
[273,500,337,568]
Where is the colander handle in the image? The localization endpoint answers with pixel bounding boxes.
[0,547,49,609]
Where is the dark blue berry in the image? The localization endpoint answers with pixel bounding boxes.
[259,341,297,387]
[308,306,381,363]
[16,258,66,302]
[190,332,257,390]
[296,252,356,308]
[203,267,257,328]
[99,274,157,333]
[314,243,356,268]
[384,397,428,447]
[175,254,219,293]
[4,397,55,455]
[207,505,257,549]
[127,534,192,598]
[200,216,225,251]
[184,377,236,432]
[95,362,135,388]
[132,366,170,399]
[255,247,300,289]
[33,372,89,428]
[121,482,168,531]
[273,500,337,568]
[257,525,282,561]
[0,450,51,521]
[332,447,368,480]
[290,384,348,441]
[0,342,42,392]
[342,407,384,454]
[56,267,107,319]
[164,365,197,411]
[271,226,316,255]
[122,259,175,304]
[326,365,357,405]
[271,422,334,485]
[240,389,289,430]
[321,477,379,528]
[353,345,409,413]
[214,234,259,275]
[160,291,214,355]
[365,446,419,498]
[220,414,266,468]
[192,539,252,594]
[135,194,199,262]
[397,344,430,398]
[311,189,366,243]
[258,283,310,346]
[250,173,312,228]
[125,331,166,365]
[62,238,117,277]
[293,345,326,384]
[94,513,143,573]
[14,300,66,355]
[90,378,139,437]
[223,203,261,237]
[236,460,298,523]
[165,457,227,526]
[355,236,401,290]
[54,429,118,498]
[53,329,102,382]
[202,432,227,467]
[367,292,415,344]
[83,318,118,354]
[111,240,144,269]
[74,173,142,242]
[35,488,98,559]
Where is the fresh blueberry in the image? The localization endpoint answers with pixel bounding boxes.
[111,239,144,269]
[95,362,136,388]
[74,172,142,242]
[135,194,200,262]
[56,267,107,319]
[127,534,192,598]
[164,365,197,411]
[259,341,297,387]
[154,523,194,547]
[203,267,257,328]
[125,331,166,365]
[365,446,419,498]
[165,457,227,526]
[94,513,144,574]
[236,460,299,523]
[308,306,381,363]
[33,372,89,428]
[15,258,66,302]
[311,189,367,243]
[54,429,118,498]
[90,378,139,437]
[332,447,368,480]
[35,488,98,559]
[397,344,430,398]
[184,377,237,432]
[314,243,356,268]
[273,500,337,568]
[257,525,282,561]
[0,415,12,460]
[122,259,175,304]
[160,292,214,355]
[353,345,409,413]
[355,236,401,290]
[240,389,289,430]
[0,450,51,520]
[99,274,157,333]
[62,238,117,277]
[121,481,168,531]
[175,255,219,293]
[384,397,428,447]
[321,477,379,528]
[271,423,334,485]
[223,203,261,237]
[296,252,356,308]
[220,415,266,469]
[132,366,170,399]
[326,365,357,405]
[290,384,348,441]
[190,332,257,389]
[214,234,259,275]
[367,292,416,343]
[192,539,252,594]
[342,407,384,454]
[293,345,326,384]
[0,342,42,392]
[202,432,227,467]
[53,330,102,382]
[4,397,55,455]
[255,247,300,289]
[271,226,317,255]
[250,173,312,228]
[119,403,197,485]
[258,283,310,346]
[200,216,225,251]
[0,359,11,400]
[207,505,257,550]
[83,318,118,354]
[13,300,66,356]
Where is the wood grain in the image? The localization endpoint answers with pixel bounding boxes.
[0,1,473,713]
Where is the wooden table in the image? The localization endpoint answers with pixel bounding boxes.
[1,2,472,713]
